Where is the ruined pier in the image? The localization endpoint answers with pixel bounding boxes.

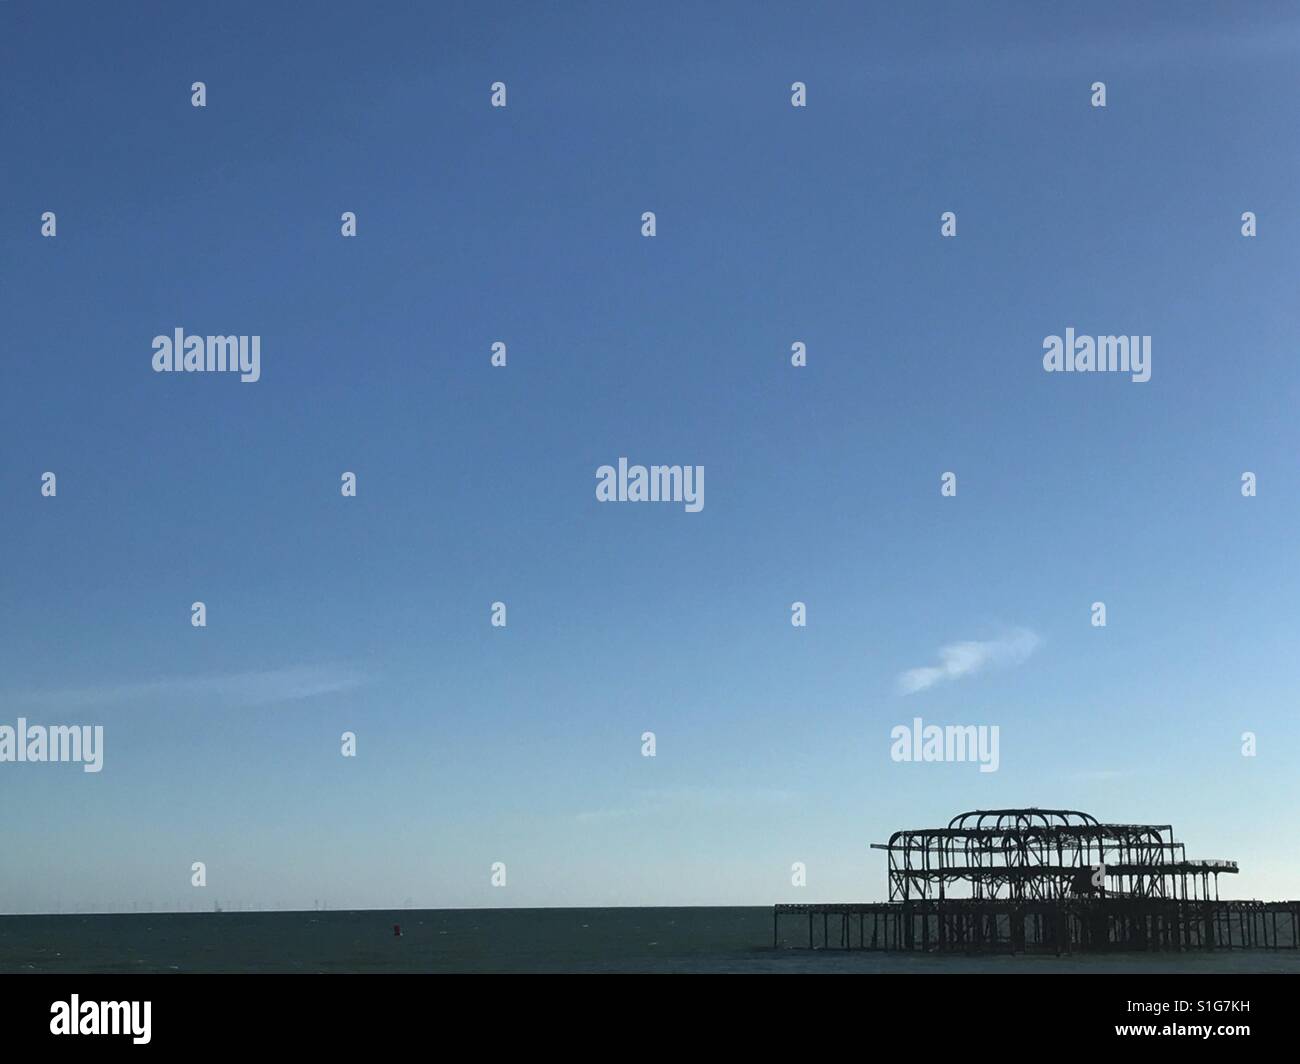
[774,807,1299,953]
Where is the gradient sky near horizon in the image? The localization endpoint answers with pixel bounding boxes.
[2,1,1299,913]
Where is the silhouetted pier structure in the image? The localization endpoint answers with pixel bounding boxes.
[774,807,1299,953]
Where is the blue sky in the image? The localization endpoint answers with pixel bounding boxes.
[2,1,1299,912]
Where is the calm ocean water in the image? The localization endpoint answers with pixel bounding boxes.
[4,908,1299,973]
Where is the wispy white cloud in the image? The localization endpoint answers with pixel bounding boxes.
[897,629,1040,695]
[1068,769,1132,782]
[10,664,366,710]
[576,785,797,823]
[865,18,1300,86]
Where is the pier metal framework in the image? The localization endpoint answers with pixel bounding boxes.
[878,807,1234,905]
[773,807,1295,953]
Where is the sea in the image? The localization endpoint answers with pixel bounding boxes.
[4,908,1299,974]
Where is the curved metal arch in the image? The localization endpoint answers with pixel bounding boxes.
[947,807,1101,831]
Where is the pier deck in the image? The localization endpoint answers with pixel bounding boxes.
[774,899,1300,952]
